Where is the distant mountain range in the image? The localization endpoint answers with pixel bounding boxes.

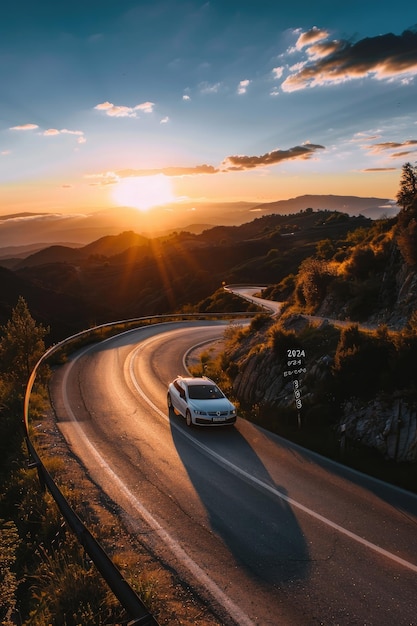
[0,195,397,253]
[0,207,378,340]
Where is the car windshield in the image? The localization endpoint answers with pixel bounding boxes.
[187,384,224,400]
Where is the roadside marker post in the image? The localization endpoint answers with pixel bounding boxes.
[283,348,307,428]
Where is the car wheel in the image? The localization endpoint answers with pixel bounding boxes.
[167,393,174,415]
[185,409,193,427]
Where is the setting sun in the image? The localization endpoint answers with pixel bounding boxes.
[112,174,174,210]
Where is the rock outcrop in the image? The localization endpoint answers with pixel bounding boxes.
[227,315,417,464]
[341,397,417,462]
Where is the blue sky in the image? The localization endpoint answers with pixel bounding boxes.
[1,0,417,216]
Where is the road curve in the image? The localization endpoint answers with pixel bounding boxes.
[224,285,282,316]
[49,320,417,625]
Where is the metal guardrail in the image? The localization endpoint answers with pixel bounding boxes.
[23,311,256,624]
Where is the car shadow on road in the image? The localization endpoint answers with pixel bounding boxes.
[168,411,310,586]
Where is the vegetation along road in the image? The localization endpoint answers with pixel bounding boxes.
[49,319,417,625]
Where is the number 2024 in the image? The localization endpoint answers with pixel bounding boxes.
[287,349,306,358]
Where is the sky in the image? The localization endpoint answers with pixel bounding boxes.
[1,0,417,220]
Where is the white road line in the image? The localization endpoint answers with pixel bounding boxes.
[61,344,256,626]
[129,336,417,575]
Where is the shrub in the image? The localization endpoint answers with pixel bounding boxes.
[333,325,396,399]
[269,325,301,359]
[249,313,271,332]
[0,520,20,626]
[344,246,376,280]
[343,278,380,320]
[296,258,335,311]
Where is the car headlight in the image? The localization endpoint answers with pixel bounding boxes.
[192,409,207,415]
[230,408,237,415]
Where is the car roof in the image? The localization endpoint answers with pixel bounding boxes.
[177,376,215,386]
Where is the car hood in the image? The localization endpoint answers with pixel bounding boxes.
[189,398,234,412]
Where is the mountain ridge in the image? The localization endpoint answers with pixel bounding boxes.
[0,208,376,340]
[0,195,397,249]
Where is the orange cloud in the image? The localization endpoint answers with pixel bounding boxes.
[222,143,325,171]
[116,165,219,178]
[362,167,398,172]
[87,142,325,183]
[282,28,417,92]
[367,139,417,154]
[295,27,329,50]
[86,164,219,186]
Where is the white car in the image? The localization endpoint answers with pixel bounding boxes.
[167,376,237,427]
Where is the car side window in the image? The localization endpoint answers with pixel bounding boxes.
[174,380,185,399]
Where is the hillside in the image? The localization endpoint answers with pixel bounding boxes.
[199,196,417,480]
[0,194,395,248]
[0,210,373,339]
[250,194,397,220]
[8,231,151,270]
[1,201,417,484]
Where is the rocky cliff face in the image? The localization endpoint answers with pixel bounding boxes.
[226,224,417,464]
[227,311,417,464]
[341,397,417,463]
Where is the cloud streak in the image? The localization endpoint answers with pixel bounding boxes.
[8,123,86,144]
[222,143,325,171]
[86,164,220,185]
[282,27,417,91]
[88,142,326,184]
[10,123,39,131]
[43,128,86,143]
[362,167,398,172]
[94,101,155,117]
[368,139,417,153]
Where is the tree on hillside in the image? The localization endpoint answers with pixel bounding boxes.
[396,163,417,266]
[396,213,417,267]
[0,297,49,398]
[396,162,417,210]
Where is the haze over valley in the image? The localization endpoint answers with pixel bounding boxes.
[0,194,397,252]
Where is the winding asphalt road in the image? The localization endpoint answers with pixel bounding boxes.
[49,320,417,625]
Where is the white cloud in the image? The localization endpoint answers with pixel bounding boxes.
[9,123,39,131]
[42,128,86,143]
[135,101,154,113]
[237,79,251,94]
[282,28,417,92]
[199,82,221,94]
[94,101,155,117]
[272,66,284,79]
